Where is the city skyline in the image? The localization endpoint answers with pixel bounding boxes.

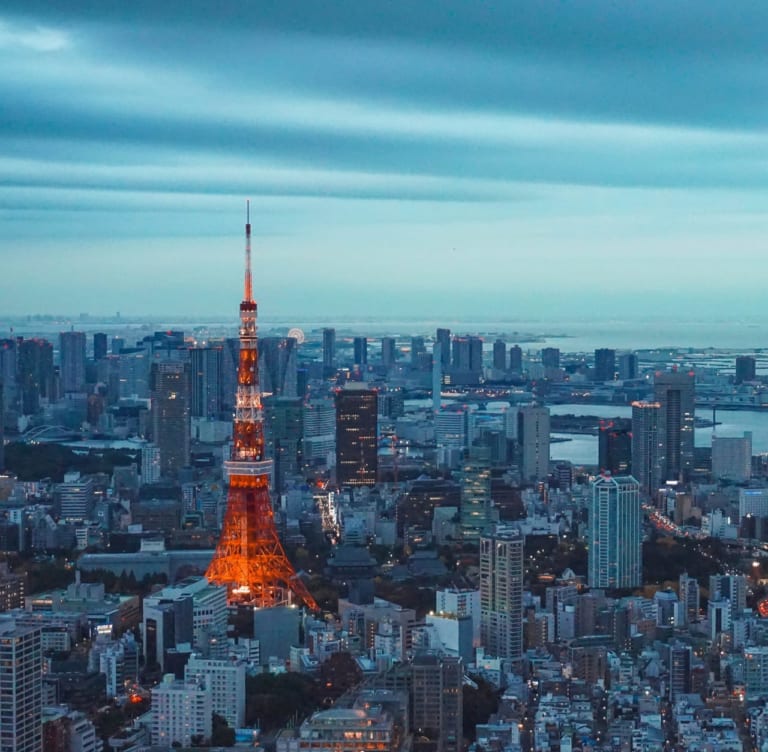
[3,2,768,317]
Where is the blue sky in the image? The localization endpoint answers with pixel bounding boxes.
[2,2,768,318]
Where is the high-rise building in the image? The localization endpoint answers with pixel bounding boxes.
[594,348,616,382]
[436,328,451,368]
[631,401,661,493]
[411,652,463,752]
[712,433,752,483]
[335,385,378,486]
[654,370,695,483]
[492,340,507,371]
[710,573,747,622]
[588,475,642,589]
[480,530,523,660]
[264,396,304,491]
[517,405,550,482]
[618,352,638,381]
[18,338,54,414]
[679,573,700,625]
[598,418,632,475]
[189,346,223,418]
[0,620,42,752]
[93,332,108,362]
[322,328,336,370]
[668,642,693,700]
[735,355,757,385]
[59,331,87,393]
[302,399,336,468]
[541,347,560,369]
[509,345,523,373]
[141,444,161,485]
[0,381,4,473]
[411,336,426,366]
[0,338,17,412]
[57,472,95,521]
[353,336,368,366]
[185,655,245,730]
[432,342,442,412]
[459,450,494,541]
[151,674,212,747]
[259,337,297,397]
[745,647,768,700]
[434,407,470,448]
[451,336,483,374]
[220,337,240,414]
[150,361,191,479]
[381,336,397,369]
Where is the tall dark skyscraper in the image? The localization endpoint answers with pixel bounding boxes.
[220,337,240,414]
[598,418,632,475]
[264,396,304,492]
[335,384,378,487]
[594,348,616,382]
[541,347,560,369]
[410,336,426,365]
[93,332,108,361]
[735,355,757,385]
[381,336,396,369]
[59,331,86,393]
[436,328,451,368]
[618,352,638,380]
[451,336,482,373]
[509,345,523,373]
[18,338,54,415]
[190,346,223,418]
[322,328,336,369]
[259,337,297,397]
[0,381,4,473]
[150,361,190,479]
[0,339,17,412]
[353,336,368,366]
[654,370,695,483]
[493,339,507,370]
[631,401,661,493]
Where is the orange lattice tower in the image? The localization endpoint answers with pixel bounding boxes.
[206,203,318,610]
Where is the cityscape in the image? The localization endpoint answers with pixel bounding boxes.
[4,3,768,752]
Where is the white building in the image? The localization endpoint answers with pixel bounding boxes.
[517,405,550,482]
[739,487,768,525]
[435,587,480,645]
[185,655,245,729]
[712,433,752,483]
[141,444,161,485]
[151,674,212,747]
[57,472,94,521]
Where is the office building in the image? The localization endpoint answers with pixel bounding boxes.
[541,347,560,369]
[335,385,378,486]
[411,652,463,752]
[598,418,632,475]
[264,396,304,491]
[492,339,507,371]
[150,361,191,479]
[509,345,523,373]
[618,352,638,380]
[739,488,768,527]
[451,336,483,374]
[594,348,616,382]
[259,336,297,397]
[0,338,17,412]
[654,370,695,483]
[631,401,661,493]
[745,647,768,700]
[588,475,642,589]
[435,407,471,448]
[736,355,757,384]
[353,336,368,366]
[322,328,336,369]
[712,433,752,483]
[381,336,397,369]
[303,399,336,467]
[220,337,240,413]
[679,573,700,625]
[517,405,550,482]
[185,655,245,729]
[0,620,42,752]
[93,332,108,362]
[57,472,95,521]
[141,443,161,485]
[710,573,747,622]
[480,530,523,661]
[60,331,86,393]
[459,450,494,542]
[668,642,693,700]
[432,342,442,412]
[436,328,451,368]
[151,674,212,747]
[411,335,426,365]
[18,338,54,414]
[189,346,223,418]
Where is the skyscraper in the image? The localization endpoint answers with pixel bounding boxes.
[508,345,523,373]
[654,370,695,483]
[436,328,451,368]
[598,419,632,475]
[0,339,17,412]
[517,405,550,482]
[492,339,507,371]
[335,385,378,486]
[459,449,494,541]
[451,336,483,373]
[264,396,304,492]
[541,347,560,369]
[258,337,297,397]
[411,652,463,752]
[17,338,54,415]
[189,346,223,418]
[59,331,86,393]
[93,332,108,362]
[631,401,661,493]
[588,475,642,589]
[594,348,616,382]
[411,336,426,365]
[322,328,336,370]
[480,529,523,660]
[735,355,757,385]
[618,352,639,381]
[353,336,368,366]
[0,620,42,752]
[150,361,191,479]
[679,573,700,625]
[381,336,396,369]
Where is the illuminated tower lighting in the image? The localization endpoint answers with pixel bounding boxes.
[205,203,318,610]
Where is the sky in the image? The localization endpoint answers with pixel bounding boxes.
[3,1,768,319]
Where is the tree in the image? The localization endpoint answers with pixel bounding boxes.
[211,713,236,747]
[316,652,363,705]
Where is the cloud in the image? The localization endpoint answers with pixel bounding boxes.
[0,18,69,52]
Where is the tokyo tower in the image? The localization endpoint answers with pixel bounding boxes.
[205,203,318,611]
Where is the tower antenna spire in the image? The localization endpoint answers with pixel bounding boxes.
[244,199,253,303]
